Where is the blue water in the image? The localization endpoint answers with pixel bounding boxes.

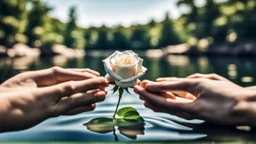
[0,53,256,142]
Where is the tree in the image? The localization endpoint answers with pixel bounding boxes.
[64,6,77,48]
[130,26,150,49]
[0,0,27,47]
[25,0,52,47]
[95,25,110,49]
[158,12,180,47]
[112,30,129,50]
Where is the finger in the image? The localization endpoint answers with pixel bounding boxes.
[144,102,161,112]
[144,101,195,120]
[106,75,115,83]
[187,73,228,82]
[32,67,100,87]
[51,90,105,115]
[142,79,196,100]
[145,78,198,96]
[140,80,156,88]
[156,77,180,82]
[134,85,194,113]
[172,91,196,100]
[140,80,176,99]
[59,90,105,108]
[64,104,96,115]
[136,79,141,85]
[67,68,100,76]
[39,77,108,99]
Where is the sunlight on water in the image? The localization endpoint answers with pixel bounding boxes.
[1,54,256,142]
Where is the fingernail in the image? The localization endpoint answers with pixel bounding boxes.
[133,85,140,93]
[156,78,162,81]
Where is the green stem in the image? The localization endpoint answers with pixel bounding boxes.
[113,89,122,118]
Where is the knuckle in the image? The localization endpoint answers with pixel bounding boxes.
[51,66,63,72]
[194,73,201,76]
[63,81,76,95]
[209,73,217,77]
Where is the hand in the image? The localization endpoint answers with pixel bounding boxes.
[0,67,108,132]
[134,77,255,126]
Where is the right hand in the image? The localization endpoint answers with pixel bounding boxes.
[134,77,254,126]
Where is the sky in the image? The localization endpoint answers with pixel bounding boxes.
[42,0,182,28]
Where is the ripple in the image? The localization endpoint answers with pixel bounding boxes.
[0,88,207,142]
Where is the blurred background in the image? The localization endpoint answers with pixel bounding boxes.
[0,0,256,86]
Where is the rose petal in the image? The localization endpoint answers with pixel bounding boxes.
[115,80,137,88]
[120,66,147,83]
[136,58,143,74]
[102,51,123,81]
[123,50,136,56]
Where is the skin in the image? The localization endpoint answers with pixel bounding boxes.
[0,67,109,132]
[134,73,256,127]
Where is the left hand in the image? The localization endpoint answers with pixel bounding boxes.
[0,67,109,132]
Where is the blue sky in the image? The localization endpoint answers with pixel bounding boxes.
[42,0,182,28]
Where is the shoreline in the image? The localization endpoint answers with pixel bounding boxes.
[1,41,256,59]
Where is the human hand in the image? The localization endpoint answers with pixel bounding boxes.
[134,78,254,126]
[0,67,108,132]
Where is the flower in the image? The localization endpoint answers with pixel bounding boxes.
[103,50,147,88]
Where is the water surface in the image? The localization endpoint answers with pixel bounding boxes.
[0,53,256,142]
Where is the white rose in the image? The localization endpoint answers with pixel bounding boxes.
[103,50,147,88]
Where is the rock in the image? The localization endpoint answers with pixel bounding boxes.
[162,43,190,55]
[0,45,7,57]
[7,43,40,58]
[51,44,85,58]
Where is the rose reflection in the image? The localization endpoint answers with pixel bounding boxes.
[83,117,145,140]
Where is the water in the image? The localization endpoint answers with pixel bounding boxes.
[0,52,256,142]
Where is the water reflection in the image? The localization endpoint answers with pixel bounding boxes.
[84,117,145,140]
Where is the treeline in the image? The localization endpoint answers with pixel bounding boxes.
[0,0,255,51]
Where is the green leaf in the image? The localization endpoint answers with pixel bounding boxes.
[112,85,119,94]
[124,88,131,94]
[117,107,136,118]
[123,111,141,120]
[119,87,124,97]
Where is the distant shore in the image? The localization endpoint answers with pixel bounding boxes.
[1,41,256,59]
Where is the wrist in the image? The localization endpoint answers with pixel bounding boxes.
[232,89,256,127]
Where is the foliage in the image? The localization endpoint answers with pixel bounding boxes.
[0,0,255,50]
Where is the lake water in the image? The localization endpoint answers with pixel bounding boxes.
[1,52,256,143]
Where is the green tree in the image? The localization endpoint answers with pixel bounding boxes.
[95,25,111,49]
[112,30,129,50]
[158,12,180,47]
[64,6,77,48]
[25,0,52,47]
[0,0,27,47]
[130,26,151,49]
